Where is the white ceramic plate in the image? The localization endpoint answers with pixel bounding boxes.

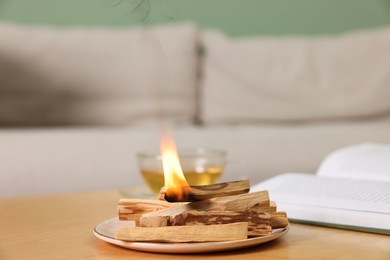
[94,217,289,253]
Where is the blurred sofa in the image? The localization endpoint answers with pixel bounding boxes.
[1,22,390,197]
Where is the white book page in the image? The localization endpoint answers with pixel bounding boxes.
[276,203,390,230]
[317,143,390,182]
[251,173,390,214]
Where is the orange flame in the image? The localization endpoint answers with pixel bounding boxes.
[160,131,190,200]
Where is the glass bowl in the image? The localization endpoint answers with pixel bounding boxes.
[137,148,227,195]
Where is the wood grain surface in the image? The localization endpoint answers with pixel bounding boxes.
[1,190,389,260]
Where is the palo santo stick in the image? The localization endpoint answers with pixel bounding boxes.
[118,197,272,222]
[117,199,175,224]
[162,210,272,237]
[115,222,248,242]
[141,190,270,227]
[271,211,289,229]
[160,180,250,202]
[270,201,277,212]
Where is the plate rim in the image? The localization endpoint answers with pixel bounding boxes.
[94,217,289,254]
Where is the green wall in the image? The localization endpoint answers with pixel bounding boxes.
[0,0,390,36]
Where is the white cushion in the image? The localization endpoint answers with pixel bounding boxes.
[0,23,199,126]
[201,27,390,124]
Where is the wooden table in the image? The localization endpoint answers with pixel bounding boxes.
[1,190,389,260]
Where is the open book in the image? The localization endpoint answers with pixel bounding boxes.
[251,143,390,235]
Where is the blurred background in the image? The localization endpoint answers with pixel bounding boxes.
[0,0,390,36]
[1,0,390,197]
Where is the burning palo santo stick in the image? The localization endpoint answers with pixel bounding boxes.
[160,179,250,202]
